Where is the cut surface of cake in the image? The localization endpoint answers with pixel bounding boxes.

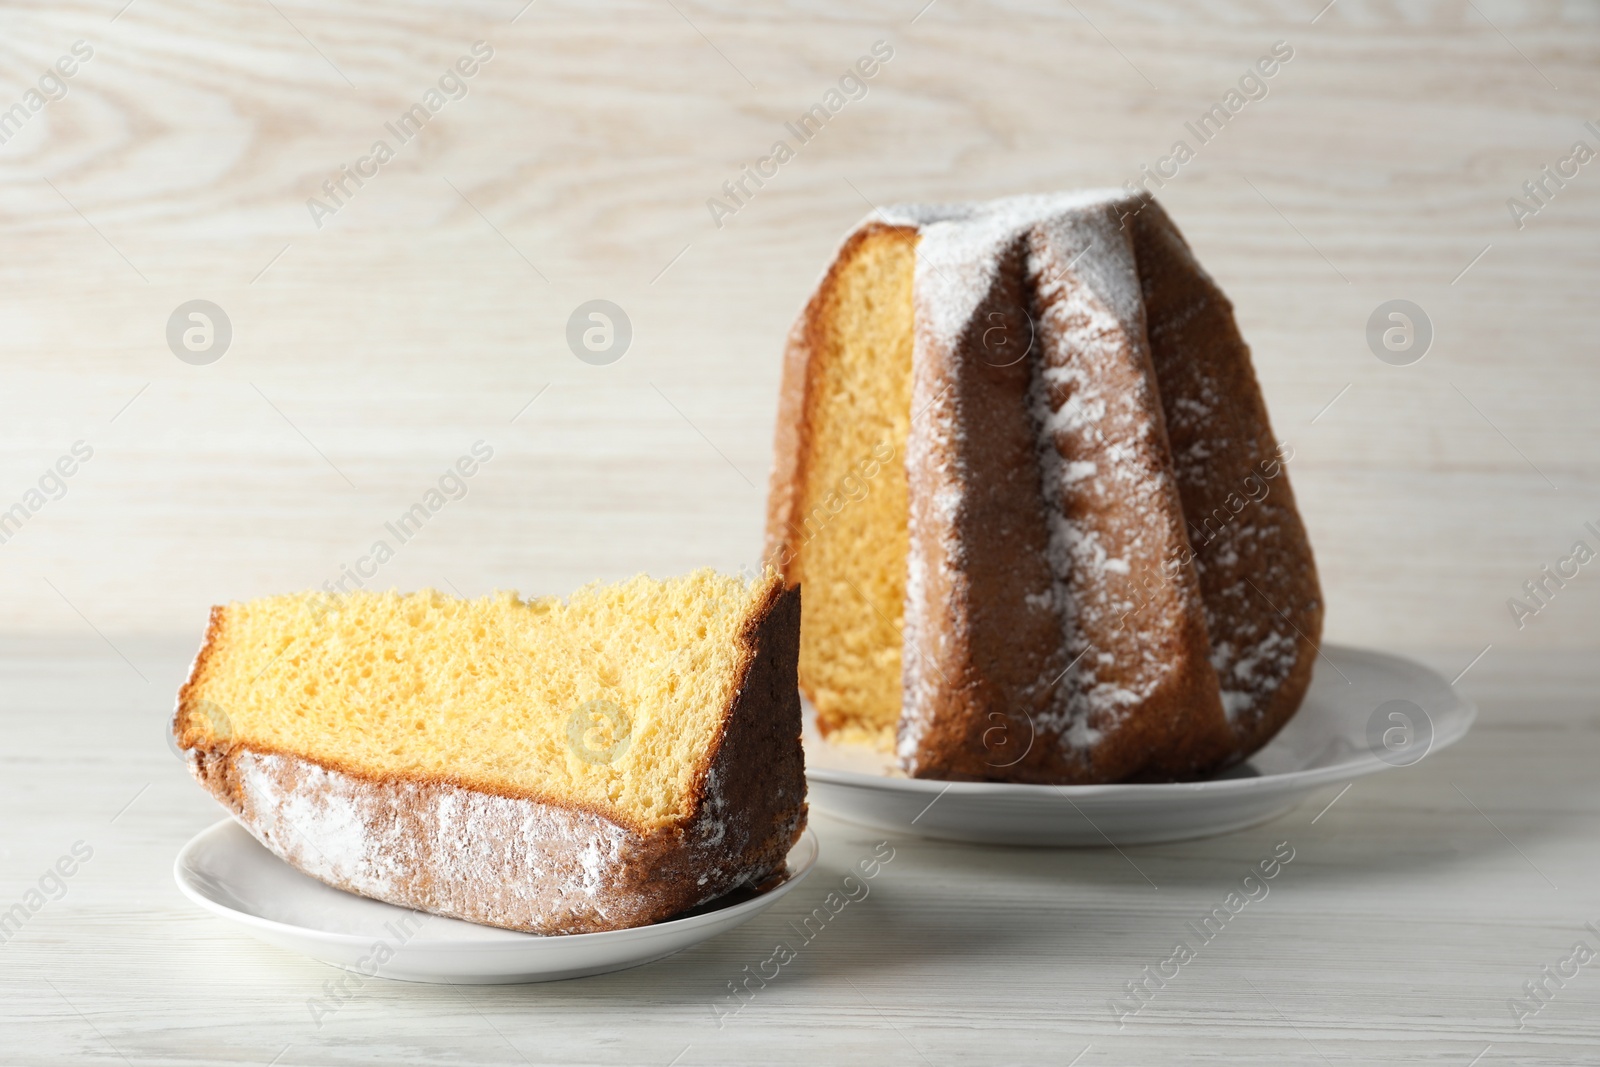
[766,190,1322,784]
[174,569,806,935]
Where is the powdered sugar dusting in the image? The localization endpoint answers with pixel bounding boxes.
[1132,200,1317,738]
[830,189,1320,780]
[877,190,1317,777]
[214,747,790,936]
[898,192,1154,766]
[237,751,635,921]
[1211,628,1300,723]
[1020,204,1194,752]
[898,300,966,766]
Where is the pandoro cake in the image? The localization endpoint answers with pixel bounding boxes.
[173,569,806,935]
[766,190,1322,784]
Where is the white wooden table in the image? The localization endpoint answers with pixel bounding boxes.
[2,638,1596,1065]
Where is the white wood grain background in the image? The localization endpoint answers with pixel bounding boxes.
[0,0,1595,653]
[1,1,1598,1063]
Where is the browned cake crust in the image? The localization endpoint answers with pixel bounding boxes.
[899,203,1237,784]
[767,191,1322,784]
[1130,202,1323,756]
[174,584,808,936]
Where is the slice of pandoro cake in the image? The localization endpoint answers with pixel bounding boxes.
[173,569,806,935]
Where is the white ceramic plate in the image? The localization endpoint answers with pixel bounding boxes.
[175,819,818,984]
[804,645,1475,846]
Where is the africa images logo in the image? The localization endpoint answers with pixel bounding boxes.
[567,699,633,765]
[167,300,232,365]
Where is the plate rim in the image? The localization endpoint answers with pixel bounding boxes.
[174,819,820,951]
[803,644,1477,796]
